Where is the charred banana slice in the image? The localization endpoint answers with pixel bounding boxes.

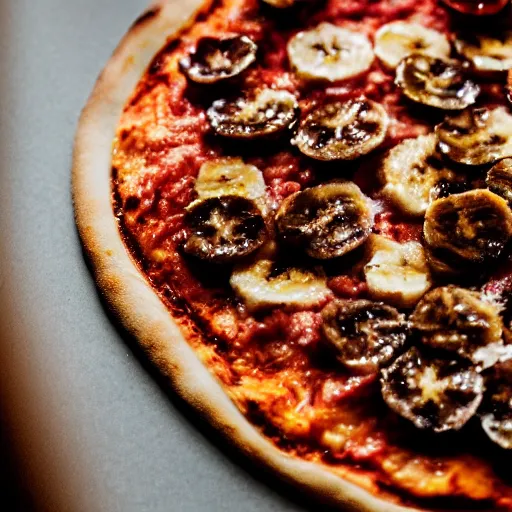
[380,134,459,216]
[410,286,504,368]
[396,54,480,110]
[436,107,512,166]
[208,89,299,140]
[423,189,512,274]
[183,196,267,264]
[381,347,484,433]
[321,299,408,374]
[487,158,512,206]
[294,98,389,161]
[375,22,451,70]
[275,182,374,260]
[230,258,330,311]
[455,32,512,73]
[287,23,374,82]
[481,358,512,449]
[195,158,267,212]
[364,235,432,308]
[179,36,257,84]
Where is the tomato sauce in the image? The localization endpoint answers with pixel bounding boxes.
[112,0,512,507]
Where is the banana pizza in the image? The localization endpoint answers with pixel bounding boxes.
[73,0,512,510]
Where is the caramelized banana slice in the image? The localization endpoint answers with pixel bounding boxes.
[208,89,299,139]
[481,359,512,449]
[375,22,451,69]
[275,182,374,259]
[262,0,296,6]
[381,347,484,432]
[487,158,512,206]
[287,23,374,82]
[183,196,267,264]
[179,36,257,84]
[322,299,408,374]
[230,258,330,311]
[455,32,512,72]
[411,286,504,368]
[195,158,267,212]
[396,54,480,110]
[424,190,512,273]
[436,107,512,166]
[294,98,389,161]
[441,0,509,15]
[380,134,459,216]
[364,235,432,308]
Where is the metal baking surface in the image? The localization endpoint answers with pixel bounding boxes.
[0,1,307,510]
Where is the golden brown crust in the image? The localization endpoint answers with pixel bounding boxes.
[72,1,428,510]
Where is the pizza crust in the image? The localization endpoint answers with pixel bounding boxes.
[72,1,425,510]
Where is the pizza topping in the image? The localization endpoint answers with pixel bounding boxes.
[395,54,480,110]
[194,158,267,213]
[481,359,512,449]
[364,235,432,309]
[293,98,389,161]
[455,31,512,73]
[207,89,299,139]
[287,23,374,82]
[410,286,504,368]
[436,107,512,166]
[179,35,257,84]
[381,347,484,432]
[486,158,512,206]
[275,182,373,259]
[183,196,267,264]
[423,189,512,274]
[322,299,408,374]
[380,134,460,217]
[230,257,330,311]
[374,21,451,70]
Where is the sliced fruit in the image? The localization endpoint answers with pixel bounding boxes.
[455,31,512,73]
[436,107,512,166]
[481,358,512,449]
[423,189,512,274]
[380,134,460,217]
[375,21,451,70]
[293,98,389,161]
[381,347,484,432]
[183,196,267,264]
[410,286,504,368]
[364,235,432,308]
[287,23,374,82]
[262,0,296,6]
[207,89,299,139]
[275,182,374,260]
[441,0,510,16]
[395,54,480,110]
[195,158,267,213]
[321,299,408,374]
[230,258,330,311]
[179,35,257,84]
[486,158,512,206]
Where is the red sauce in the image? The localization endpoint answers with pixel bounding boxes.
[112,0,512,507]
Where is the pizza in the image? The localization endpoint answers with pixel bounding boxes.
[73,0,512,509]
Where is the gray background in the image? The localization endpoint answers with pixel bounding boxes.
[0,1,308,510]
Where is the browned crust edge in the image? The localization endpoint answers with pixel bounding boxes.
[71,1,426,510]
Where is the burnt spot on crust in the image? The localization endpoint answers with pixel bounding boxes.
[131,6,161,30]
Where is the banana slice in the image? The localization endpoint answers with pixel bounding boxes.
[437,107,512,166]
[230,257,330,311]
[396,54,480,110]
[487,158,512,206]
[195,158,267,212]
[380,134,459,217]
[375,22,450,70]
[364,235,432,308]
[287,23,374,82]
[455,32,512,72]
